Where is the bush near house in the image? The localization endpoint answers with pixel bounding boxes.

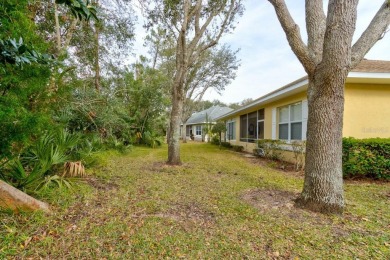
[257,139,285,161]
[251,138,390,180]
[342,137,390,180]
[231,145,244,152]
[221,142,233,148]
[210,137,390,180]
[210,136,220,145]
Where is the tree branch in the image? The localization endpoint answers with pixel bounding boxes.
[319,0,358,75]
[54,3,62,55]
[187,0,240,58]
[193,0,202,35]
[268,0,315,74]
[63,17,79,53]
[305,0,326,64]
[351,1,390,68]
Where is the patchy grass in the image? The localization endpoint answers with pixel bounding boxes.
[1,143,389,259]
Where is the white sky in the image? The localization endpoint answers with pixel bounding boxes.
[132,0,390,104]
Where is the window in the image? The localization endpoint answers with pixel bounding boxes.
[278,102,302,141]
[196,125,202,135]
[227,121,236,140]
[240,109,265,142]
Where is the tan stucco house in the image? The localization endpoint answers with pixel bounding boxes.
[216,60,390,156]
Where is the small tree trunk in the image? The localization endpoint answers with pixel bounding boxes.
[0,180,50,213]
[295,68,347,214]
[167,86,184,165]
[54,3,61,54]
[94,20,101,92]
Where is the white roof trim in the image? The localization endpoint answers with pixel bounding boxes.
[217,71,390,121]
[348,72,390,78]
[216,78,308,120]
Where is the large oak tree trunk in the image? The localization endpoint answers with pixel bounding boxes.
[296,66,349,214]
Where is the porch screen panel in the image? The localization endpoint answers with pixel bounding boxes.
[258,108,265,140]
[258,109,264,120]
[240,115,247,141]
[248,112,257,142]
[258,121,264,139]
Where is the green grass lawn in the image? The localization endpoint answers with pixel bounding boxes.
[1,142,389,259]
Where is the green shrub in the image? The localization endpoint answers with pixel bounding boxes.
[2,129,87,193]
[210,136,220,145]
[142,131,163,148]
[232,145,244,152]
[257,139,285,160]
[291,140,306,171]
[221,142,232,148]
[342,137,390,180]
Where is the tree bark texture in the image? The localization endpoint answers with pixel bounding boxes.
[296,0,358,214]
[93,0,101,92]
[167,82,184,165]
[296,70,347,213]
[0,180,50,213]
[54,3,62,54]
[94,25,101,92]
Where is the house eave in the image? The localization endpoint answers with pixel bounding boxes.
[216,71,390,121]
[216,76,308,120]
[346,72,390,84]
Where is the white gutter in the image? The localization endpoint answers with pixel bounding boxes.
[348,72,390,78]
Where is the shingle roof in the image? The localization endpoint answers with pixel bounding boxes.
[352,59,390,73]
[186,106,233,125]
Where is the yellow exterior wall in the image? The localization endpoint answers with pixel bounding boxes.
[344,83,390,138]
[224,91,307,156]
[224,82,390,162]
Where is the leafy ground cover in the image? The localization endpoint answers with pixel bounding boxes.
[1,143,389,259]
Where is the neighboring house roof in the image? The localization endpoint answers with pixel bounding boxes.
[353,59,390,73]
[216,59,390,121]
[186,106,233,125]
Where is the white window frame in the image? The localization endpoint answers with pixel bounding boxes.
[257,109,265,140]
[195,125,202,136]
[226,120,236,141]
[278,102,303,142]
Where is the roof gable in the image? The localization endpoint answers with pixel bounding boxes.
[186,106,233,125]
